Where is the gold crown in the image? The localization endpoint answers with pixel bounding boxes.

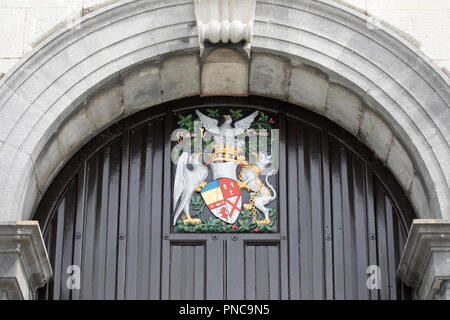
[209,144,244,163]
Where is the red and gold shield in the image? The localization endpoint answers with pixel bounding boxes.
[200,178,242,224]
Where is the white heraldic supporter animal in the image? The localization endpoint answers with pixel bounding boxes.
[173,152,208,225]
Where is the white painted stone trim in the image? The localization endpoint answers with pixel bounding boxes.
[398,219,450,300]
[0,221,52,300]
[0,0,447,224]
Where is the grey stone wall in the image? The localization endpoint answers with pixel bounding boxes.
[0,0,449,76]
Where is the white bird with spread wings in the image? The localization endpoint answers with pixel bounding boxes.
[195,109,259,149]
[173,152,208,225]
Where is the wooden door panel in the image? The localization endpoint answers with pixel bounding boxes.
[35,98,414,300]
[169,243,206,300]
[244,243,281,300]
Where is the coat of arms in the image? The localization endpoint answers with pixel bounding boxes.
[172,108,278,233]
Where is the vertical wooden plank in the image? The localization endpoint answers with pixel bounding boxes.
[255,246,270,299]
[330,142,345,299]
[40,227,53,300]
[277,109,289,300]
[169,244,181,300]
[169,244,205,299]
[125,128,142,299]
[352,159,369,299]
[206,239,225,299]
[94,149,110,299]
[194,245,205,300]
[244,244,256,300]
[365,169,379,300]
[116,131,130,300]
[60,181,77,300]
[309,128,324,300]
[244,243,280,300]
[149,119,164,299]
[45,201,58,299]
[137,124,152,299]
[81,155,101,299]
[395,215,410,299]
[104,140,121,299]
[72,164,87,300]
[268,245,280,300]
[286,119,300,299]
[226,239,244,299]
[161,112,173,300]
[341,149,356,299]
[184,246,195,299]
[52,198,65,299]
[321,133,334,300]
[385,197,398,300]
[297,126,313,299]
[375,182,390,300]
[48,223,55,299]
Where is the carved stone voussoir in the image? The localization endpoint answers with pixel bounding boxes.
[194,0,256,56]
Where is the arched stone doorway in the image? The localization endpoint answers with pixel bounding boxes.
[0,0,448,299]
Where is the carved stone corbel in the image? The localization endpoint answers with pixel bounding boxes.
[0,221,52,300]
[398,219,450,300]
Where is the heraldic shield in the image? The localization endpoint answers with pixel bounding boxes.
[200,178,241,224]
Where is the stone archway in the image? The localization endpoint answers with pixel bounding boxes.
[0,0,448,299]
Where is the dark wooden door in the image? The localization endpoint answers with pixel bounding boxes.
[35,97,414,300]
